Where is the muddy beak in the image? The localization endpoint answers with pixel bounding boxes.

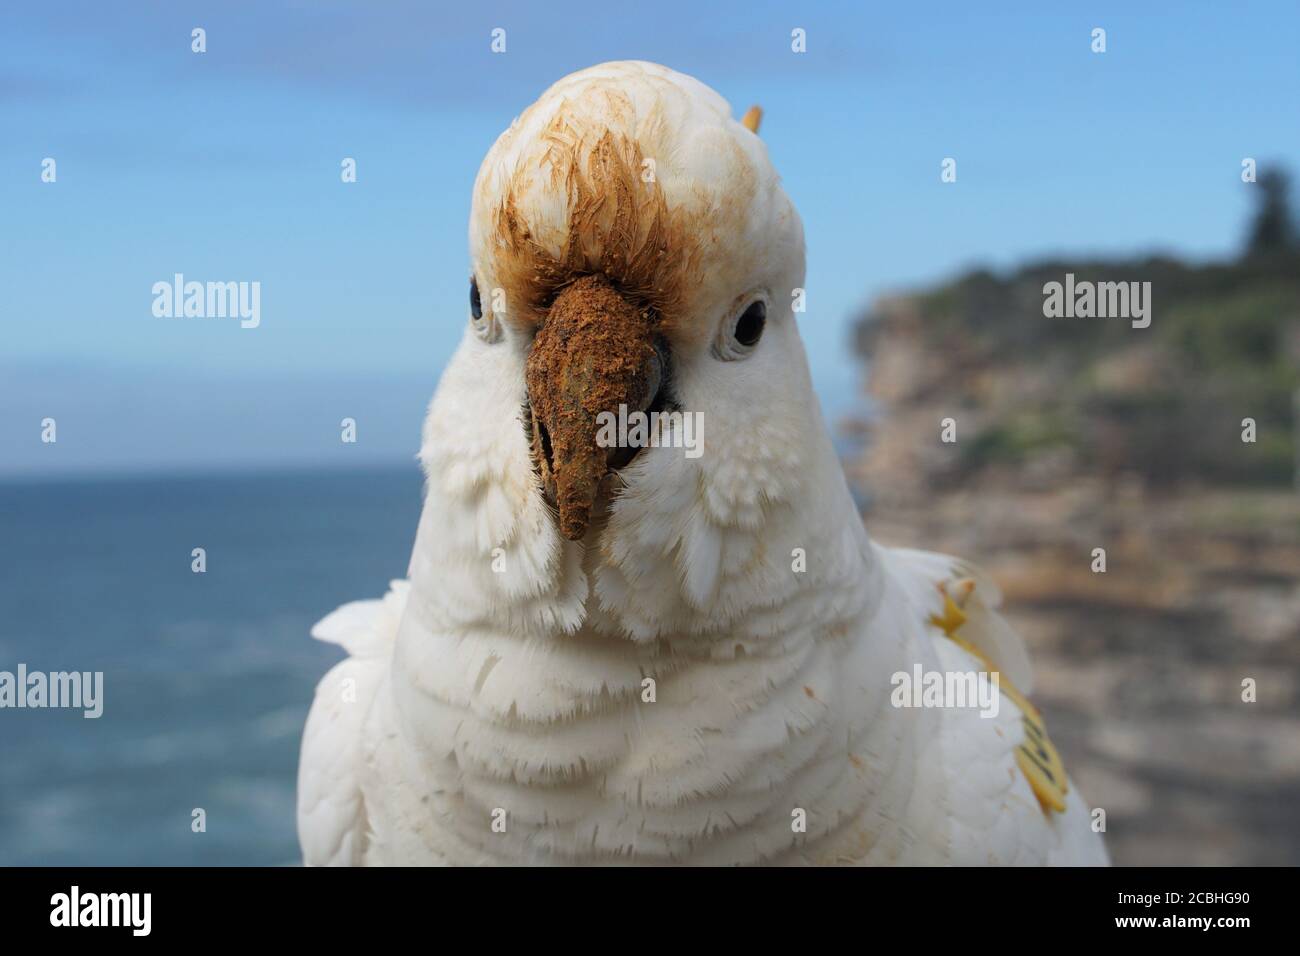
[525,274,663,540]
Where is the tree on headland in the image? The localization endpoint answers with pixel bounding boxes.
[1246,169,1297,257]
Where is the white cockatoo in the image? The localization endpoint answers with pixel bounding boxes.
[297,61,1108,866]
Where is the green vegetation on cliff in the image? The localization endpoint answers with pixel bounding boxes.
[856,172,1300,487]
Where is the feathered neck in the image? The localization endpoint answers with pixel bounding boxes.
[381,338,931,863]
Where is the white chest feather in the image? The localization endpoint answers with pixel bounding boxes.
[298,335,1106,867]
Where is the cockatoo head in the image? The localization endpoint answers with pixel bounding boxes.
[466,61,811,544]
[421,62,859,642]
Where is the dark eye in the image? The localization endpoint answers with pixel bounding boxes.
[470,277,483,320]
[733,301,765,347]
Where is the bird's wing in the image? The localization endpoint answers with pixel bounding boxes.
[884,545,1034,693]
[308,580,409,659]
[878,544,1109,865]
[932,638,1108,865]
[296,581,408,866]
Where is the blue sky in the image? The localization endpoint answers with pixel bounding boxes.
[3,0,1297,476]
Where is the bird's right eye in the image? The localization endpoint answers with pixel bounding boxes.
[470,277,483,320]
[469,276,500,343]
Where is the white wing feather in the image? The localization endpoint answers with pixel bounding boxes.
[296,581,408,866]
[885,546,1035,693]
[880,545,1109,865]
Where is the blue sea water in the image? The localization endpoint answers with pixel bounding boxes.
[0,466,424,865]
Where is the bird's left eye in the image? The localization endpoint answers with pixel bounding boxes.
[734,301,765,346]
[714,298,767,360]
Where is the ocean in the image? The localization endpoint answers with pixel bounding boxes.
[0,466,424,865]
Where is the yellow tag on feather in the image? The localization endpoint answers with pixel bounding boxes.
[929,583,1069,815]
